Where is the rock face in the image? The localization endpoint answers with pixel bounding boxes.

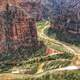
[19,1,43,21]
[49,0,80,44]
[0,3,38,53]
[0,0,63,20]
[0,0,22,12]
[50,0,80,35]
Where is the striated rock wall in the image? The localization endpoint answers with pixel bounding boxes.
[0,0,43,20]
[0,3,38,53]
[19,0,43,20]
[50,0,80,35]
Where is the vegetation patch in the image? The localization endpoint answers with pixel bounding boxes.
[45,60,71,70]
[48,52,74,60]
[36,20,46,30]
[14,70,80,80]
[45,28,80,47]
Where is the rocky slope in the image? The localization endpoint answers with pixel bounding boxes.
[0,0,80,20]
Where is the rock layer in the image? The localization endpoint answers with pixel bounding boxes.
[0,3,38,53]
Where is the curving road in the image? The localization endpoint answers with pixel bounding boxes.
[37,22,75,54]
[37,21,80,55]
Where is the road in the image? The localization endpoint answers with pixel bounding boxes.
[37,22,75,54]
[37,21,80,55]
[0,65,80,79]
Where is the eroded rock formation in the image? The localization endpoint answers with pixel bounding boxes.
[0,3,38,53]
[19,0,43,20]
[50,0,80,35]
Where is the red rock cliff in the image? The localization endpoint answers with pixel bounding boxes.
[0,3,38,53]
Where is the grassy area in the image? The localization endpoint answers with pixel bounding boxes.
[45,60,71,70]
[24,52,74,65]
[13,52,73,75]
[0,51,73,74]
[36,20,46,30]
[48,52,74,60]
